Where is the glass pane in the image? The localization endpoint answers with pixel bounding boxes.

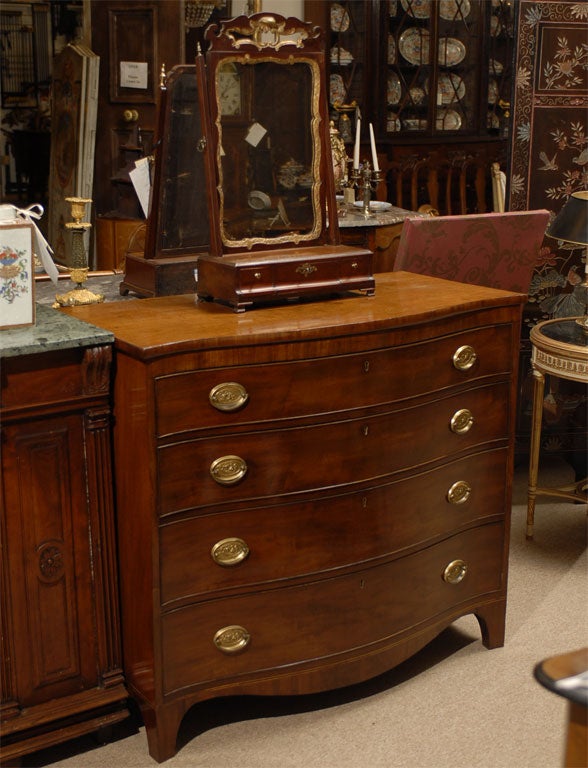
[217,59,321,248]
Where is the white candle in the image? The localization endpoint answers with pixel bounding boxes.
[353,117,361,170]
[369,123,380,172]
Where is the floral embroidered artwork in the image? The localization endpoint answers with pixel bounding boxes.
[0,224,34,328]
[0,245,30,303]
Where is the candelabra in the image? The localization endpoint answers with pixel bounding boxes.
[348,162,383,218]
[54,197,104,307]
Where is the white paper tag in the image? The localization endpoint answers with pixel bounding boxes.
[245,122,267,147]
[129,158,151,218]
[120,61,148,89]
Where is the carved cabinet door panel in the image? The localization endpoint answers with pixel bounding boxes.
[90,1,185,219]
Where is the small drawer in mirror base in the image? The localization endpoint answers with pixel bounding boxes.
[196,245,375,312]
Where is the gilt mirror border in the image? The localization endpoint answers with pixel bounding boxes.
[204,13,338,254]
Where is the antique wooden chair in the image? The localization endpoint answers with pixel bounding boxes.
[392,209,550,293]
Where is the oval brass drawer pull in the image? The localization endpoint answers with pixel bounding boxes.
[453,345,477,371]
[443,559,468,584]
[447,480,472,505]
[210,455,248,486]
[213,625,251,654]
[450,408,474,434]
[209,382,249,412]
[211,537,250,567]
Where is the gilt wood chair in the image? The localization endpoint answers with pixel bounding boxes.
[392,210,550,294]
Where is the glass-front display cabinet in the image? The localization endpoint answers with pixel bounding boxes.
[195,13,375,311]
[304,0,514,215]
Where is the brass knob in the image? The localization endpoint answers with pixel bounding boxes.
[210,455,248,486]
[443,559,468,584]
[453,345,477,371]
[450,408,474,434]
[213,625,251,654]
[123,109,139,122]
[211,537,250,567]
[447,480,472,505]
[209,382,249,412]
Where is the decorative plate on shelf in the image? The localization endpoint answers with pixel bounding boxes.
[402,117,428,130]
[488,78,499,104]
[389,0,398,16]
[330,74,346,105]
[398,28,430,66]
[387,72,401,105]
[387,112,401,132]
[330,3,350,32]
[436,108,462,130]
[388,36,397,64]
[426,72,465,104]
[439,0,471,21]
[490,15,502,36]
[330,46,354,66]
[400,0,431,19]
[489,58,504,75]
[438,37,466,67]
[409,86,426,105]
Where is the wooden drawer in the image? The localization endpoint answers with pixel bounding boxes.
[155,324,513,436]
[158,383,509,515]
[160,448,509,607]
[161,522,505,696]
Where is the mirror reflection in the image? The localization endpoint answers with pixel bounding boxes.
[216,59,321,248]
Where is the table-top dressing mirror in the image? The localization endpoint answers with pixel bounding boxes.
[196,13,374,310]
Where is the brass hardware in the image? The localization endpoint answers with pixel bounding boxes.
[447,480,472,505]
[213,625,251,654]
[362,425,369,436]
[210,455,248,485]
[123,109,139,122]
[296,263,317,278]
[363,360,370,373]
[443,559,468,584]
[197,136,207,152]
[211,537,250,567]
[253,272,262,280]
[450,408,474,434]
[351,261,358,269]
[209,382,249,412]
[453,345,477,371]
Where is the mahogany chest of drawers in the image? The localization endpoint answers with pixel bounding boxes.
[68,272,525,762]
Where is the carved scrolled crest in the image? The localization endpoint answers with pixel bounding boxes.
[205,12,323,53]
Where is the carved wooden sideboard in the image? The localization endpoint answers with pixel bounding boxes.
[67,272,525,762]
[0,307,128,762]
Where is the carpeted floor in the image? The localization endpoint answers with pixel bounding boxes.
[20,458,588,768]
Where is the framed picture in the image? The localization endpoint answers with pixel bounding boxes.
[0,221,35,329]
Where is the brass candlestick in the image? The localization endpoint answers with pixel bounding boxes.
[54,197,104,307]
[349,162,383,218]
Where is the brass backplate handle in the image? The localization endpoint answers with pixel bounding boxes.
[209,381,249,412]
[295,263,317,278]
[210,455,248,485]
[447,480,472,505]
[453,345,477,371]
[443,559,468,584]
[213,625,251,654]
[450,408,474,434]
[211,537,250,566]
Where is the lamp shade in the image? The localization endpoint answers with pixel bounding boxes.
[547,189,588,246]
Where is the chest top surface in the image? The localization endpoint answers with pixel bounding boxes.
[64,272,525,361]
